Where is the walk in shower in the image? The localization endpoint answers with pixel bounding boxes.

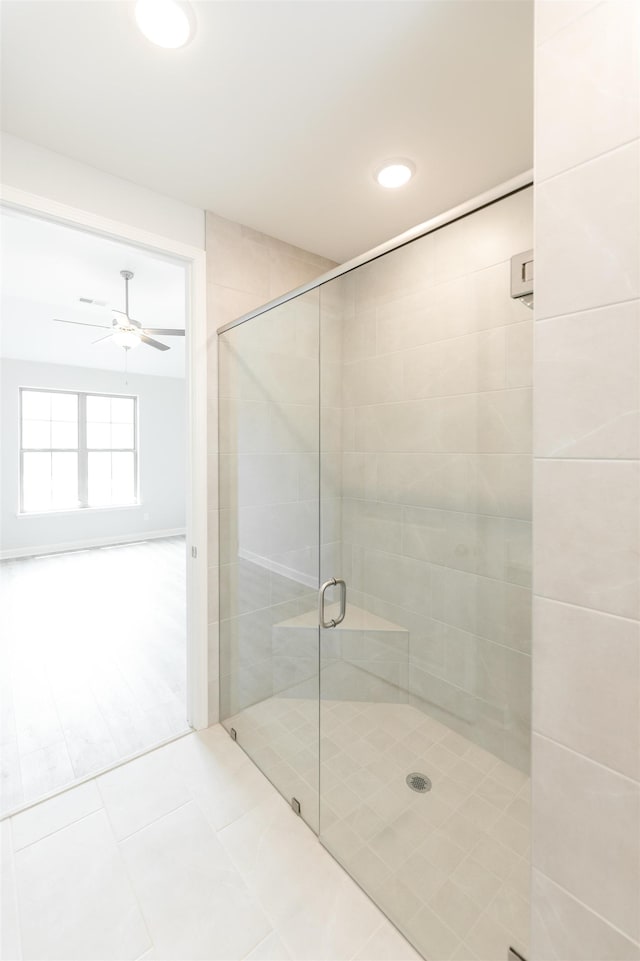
[218,178,533,960]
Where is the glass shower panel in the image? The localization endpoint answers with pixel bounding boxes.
[218,290,321,833]
[319,188,533,961]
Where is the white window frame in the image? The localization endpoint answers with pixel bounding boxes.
[19,387,139,513]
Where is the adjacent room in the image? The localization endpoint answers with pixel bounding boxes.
[0,209,189,816]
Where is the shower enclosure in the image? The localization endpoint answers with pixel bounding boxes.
[219,179,533,960]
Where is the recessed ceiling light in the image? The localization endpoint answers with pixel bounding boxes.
[135,0,194,49]
[375,160,415,189]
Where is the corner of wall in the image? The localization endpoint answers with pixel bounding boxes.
[204,210,336,727]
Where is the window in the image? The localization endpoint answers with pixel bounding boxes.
[20,389,138,513]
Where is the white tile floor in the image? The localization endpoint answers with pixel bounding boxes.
[0,538,189,817]
[0,726,421,961]
[227,697,531,961]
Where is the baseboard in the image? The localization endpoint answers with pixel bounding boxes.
[238,546,316,590]
[0,528,186,560]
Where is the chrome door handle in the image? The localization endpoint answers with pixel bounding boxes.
[319,577,347,629]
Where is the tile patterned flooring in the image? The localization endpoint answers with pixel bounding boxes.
[1,726,421,961]
[228,696,531,961]
[0,538,189,817]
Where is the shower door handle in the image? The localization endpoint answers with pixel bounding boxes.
[319,577,347,629]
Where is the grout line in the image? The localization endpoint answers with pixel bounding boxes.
[112,817,157,959]
[535,134,640,190]
[532,731,640,787]
[239,928,280,961]
[534,295,639,325]
[1,728,193,823]
[343,316,532,361]
[533,594,640,626]
[532,870,640,949]
[532,590,640,626]
[12,806,106,854]
[114,797,194,845]
[534,0,604,47]
[535,456,640,464]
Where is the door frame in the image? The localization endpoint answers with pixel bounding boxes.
[0,184,209,731]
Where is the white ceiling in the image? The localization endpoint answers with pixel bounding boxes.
[0,1,533,264]
[0,208,187,377]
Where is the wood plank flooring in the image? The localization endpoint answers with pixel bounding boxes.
[0,536,188,817]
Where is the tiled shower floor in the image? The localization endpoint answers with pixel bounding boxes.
[227,697,531,961]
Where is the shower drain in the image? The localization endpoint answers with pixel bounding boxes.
[406,772,432,793]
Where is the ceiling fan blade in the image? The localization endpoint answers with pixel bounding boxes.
[139,334,170,352]
[142,328,185,336]
[92,333,113,345]
[53,318,113,330]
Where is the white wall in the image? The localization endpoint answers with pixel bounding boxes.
[0,133,204,250]
[0,359,186,556]
[531,2,640,958]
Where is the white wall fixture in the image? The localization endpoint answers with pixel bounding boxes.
[134,0,194,49]
[375,159,415,189]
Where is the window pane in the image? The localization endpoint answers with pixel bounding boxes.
[52,453,78,508]
[51,393,78,422]
[86,395,111,422]
[112,452,135,504]
[111,397,134,423]
[51,420,78,449]
[87,422,111,449]
[22,420,51,449]
[22,452,51,511]
[111,423,134,449]
[21,391,51,420]
[88,452,112,506]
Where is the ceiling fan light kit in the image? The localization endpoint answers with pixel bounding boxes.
[52,269,185,353]
[112,327,141,350]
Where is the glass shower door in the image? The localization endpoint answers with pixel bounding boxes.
[218,290,321,833]
[217,185,532,961]
[318,187,533,961]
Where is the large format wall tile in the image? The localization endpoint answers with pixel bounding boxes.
[535,0,640,181]
[535,459,640,619]
[535,142,640,320]
[531,870,640,961]
[534,598,640,780]
[339,186,534,769]
[534,0,602,46]
[533,6,640,953]
[532,734,640,941]
[534,301,640,458]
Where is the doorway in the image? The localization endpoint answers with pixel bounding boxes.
[0,197,207,817]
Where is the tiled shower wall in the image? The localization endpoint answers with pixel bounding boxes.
[205,212,334,723]
[531,1,640,957]
[337,188,534,771]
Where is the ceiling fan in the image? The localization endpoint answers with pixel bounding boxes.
[52,270,185,352]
